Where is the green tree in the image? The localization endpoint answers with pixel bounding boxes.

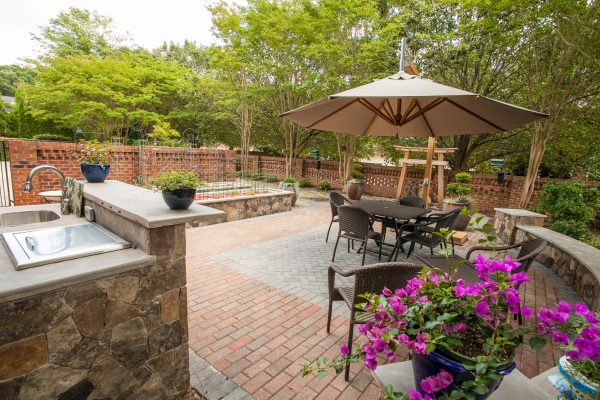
[31,7,127,60]
[154,40,209,75]
[0,65,37,96]
[18,51,197,138]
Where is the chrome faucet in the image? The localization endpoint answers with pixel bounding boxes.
[22,165,67,206]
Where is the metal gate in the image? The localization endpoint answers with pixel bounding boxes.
[0,141,13,206]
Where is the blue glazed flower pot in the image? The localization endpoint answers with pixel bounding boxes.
[162,189,196,210]
[412,349,516,399]
[554,356,599,399]
[80,164,110,183]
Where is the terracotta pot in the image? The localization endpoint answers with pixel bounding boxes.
[347,182,363,200]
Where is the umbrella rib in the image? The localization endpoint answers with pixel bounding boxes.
[396,98,402,123]
[306,98,359,129]
[384,99,396,123]
[445,98,506,131]
[362,102,385,136]
[357,98,396,125]
[400,99,418,124]
[401,98,446,126]
[415,100,436,138]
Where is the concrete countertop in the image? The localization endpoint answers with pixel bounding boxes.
[494,208,547,218]
[0,203,156,303]
[84,180,226,228]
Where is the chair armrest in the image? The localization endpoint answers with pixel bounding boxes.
[465,243,522,260]
[328,264,357,296]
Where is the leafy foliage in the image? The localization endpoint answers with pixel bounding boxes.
[317,180,332,191]
[79,139,113,166]
[298,178,312,188]
[0,65,36,96]
[282,177,297,184]
[150,171,201,191]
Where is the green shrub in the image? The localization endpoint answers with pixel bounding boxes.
[446,182,460,194]
[537,183,599,231]
[455,186,472,196]
[33,134,72,142]
[150,171,202,191]
[353,163,365,172]
[282,177,297,184]
[455,172,473,184]
[550,220,590,239]
[583,235,600,250]
[250,172,265,181]
[265,174,279,182]
[349,171,364,181]
[235,171,243,178]
[317,180,331,190]
[79,139,113,166]
[298,178,312,187]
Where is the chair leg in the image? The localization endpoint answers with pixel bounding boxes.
[347,238,350,253]
[345,321,355,381]
[332,235,341,262]
[361,241,367,266]
[407,241,416,258]
[378,239,382,261]
[451,238,455,255]
[326,298,333,334]
[429,245,434,255]
[326,219,334,243]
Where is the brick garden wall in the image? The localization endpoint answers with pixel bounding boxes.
[4,138,599,212]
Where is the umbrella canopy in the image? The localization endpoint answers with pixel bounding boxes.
[280,71,547,137]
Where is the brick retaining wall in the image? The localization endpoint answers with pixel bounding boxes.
[4,138,599,212]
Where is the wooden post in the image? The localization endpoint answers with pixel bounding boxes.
[422,137,436,206]
[437,153,444,204]
[395,150,410,200]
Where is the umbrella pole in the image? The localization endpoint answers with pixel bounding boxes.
[422,137,436,206]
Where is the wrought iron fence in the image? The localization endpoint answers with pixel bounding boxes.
[194,155,284,200]
[0,141,13,206]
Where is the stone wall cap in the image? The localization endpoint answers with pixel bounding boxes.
[83,180,226,229]
[517,225,600,280]
[494,208,547,218]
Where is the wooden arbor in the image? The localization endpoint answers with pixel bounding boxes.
[394,142,457,206]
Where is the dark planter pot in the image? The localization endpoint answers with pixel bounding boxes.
[162,188,197,210]
[347,182,363,200]
[412,349,515,399]
[80,164,110,183]
[443,201,471,231]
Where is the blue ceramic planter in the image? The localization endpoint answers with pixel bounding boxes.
[550,356,599,399]
[80,164,110,183]
[412,350,516,399]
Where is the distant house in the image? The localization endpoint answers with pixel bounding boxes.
[1,96,16,112]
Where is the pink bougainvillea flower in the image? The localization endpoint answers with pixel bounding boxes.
[475,301,490,316]
[521,306,534,319]
[339,345,350,355]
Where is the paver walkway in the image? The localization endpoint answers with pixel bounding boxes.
[186,197,580,399]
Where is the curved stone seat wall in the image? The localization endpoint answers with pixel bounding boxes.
[494,208,600,311]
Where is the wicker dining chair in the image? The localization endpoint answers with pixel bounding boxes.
[326,192,349,242]
[395,208,461,259]
[327,262,423,381]
[466,238,547,323]
[398,196,426,208]
[332,205,382,266]
[466,238,547,275]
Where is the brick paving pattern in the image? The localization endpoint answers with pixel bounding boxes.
[186,197,581,399]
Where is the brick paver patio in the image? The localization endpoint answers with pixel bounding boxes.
[185,196,581,399]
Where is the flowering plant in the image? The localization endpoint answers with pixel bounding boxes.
[302,255,600,399]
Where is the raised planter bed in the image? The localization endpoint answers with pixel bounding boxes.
[189,189,293,227]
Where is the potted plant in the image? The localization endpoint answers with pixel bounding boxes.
[302,254,600,400]
[150,171,202,210]
[443,172,473,230]
[279,177,299,206]
[347,163,365,200]
[79,139,113,183]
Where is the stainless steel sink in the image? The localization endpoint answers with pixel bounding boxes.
[1,223,130,270]
[0,210,61,227]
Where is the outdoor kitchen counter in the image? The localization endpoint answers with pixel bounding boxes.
[0,203,156,303]
[83,180,225,228]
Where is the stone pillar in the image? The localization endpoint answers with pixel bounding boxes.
[493,208,547,244]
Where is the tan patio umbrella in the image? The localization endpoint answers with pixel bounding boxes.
[280,71,547,204]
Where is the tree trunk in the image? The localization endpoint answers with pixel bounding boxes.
[519,122,550,208]
[336,133,356,183]
[239,96,252,177]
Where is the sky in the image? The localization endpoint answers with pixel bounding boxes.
[0,0,244,65]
